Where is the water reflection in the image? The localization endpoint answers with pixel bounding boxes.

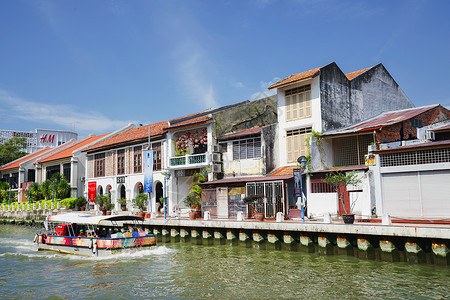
[0,225,449,299]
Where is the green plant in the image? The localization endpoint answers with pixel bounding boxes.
[118,198,127,206]
[60,197,77,208]
[305,130,326,172]
[103,196,113,211]
[95,194,107,207]
[133,193,148,211]
[323,170,362,214]
[183,168,208,210]
[75,196,87,208]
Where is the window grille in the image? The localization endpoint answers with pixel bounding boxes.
[133,146,142,173]
[380,147,450,167]
[232,138,261,160]
[285,85,311,121]
[117,149,125,175]
[333,134,372,167]
[94,153,105,177]
[311,181,335,193]
[286,127,312,163]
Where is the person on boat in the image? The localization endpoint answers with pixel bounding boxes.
[78,229,86,237]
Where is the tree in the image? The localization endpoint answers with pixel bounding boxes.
[323,170,362,215]
[40,180,52,200]
[0,137,27,165]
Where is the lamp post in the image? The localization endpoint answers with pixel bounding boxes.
[297,156,307,222]
[164,171,171,220]
[52,179,57,208]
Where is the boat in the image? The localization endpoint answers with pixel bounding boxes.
[34,213,156,257]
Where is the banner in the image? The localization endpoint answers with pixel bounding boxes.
[88,182,96,203]
[293,169,301,196]
[144,150,153,193]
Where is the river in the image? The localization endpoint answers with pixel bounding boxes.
[0,225,449,299]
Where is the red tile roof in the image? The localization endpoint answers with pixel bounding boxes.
[269,165,298,176]
[323,105,439,136]
[268,64,374,90]
[219,127,262,141]
[374,139,450,154]
[269,67,321,90]
[0,148,52,171]
[39,134,109,163]
[165,115,211,130]
[84,121,168,152]
[200,174,293,185]
[345,67,372,80]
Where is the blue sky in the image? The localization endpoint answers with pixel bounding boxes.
[0,0,449,138]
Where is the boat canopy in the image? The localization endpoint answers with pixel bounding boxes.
[47,213,144,225]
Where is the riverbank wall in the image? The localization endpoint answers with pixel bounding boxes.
[1,207,449,266]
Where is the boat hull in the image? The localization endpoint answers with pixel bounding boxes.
[36,234,156,257]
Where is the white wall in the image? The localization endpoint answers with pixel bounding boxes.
[277,77,322,167]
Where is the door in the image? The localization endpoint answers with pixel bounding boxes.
[337,185,350,215]
[216,187,228,218]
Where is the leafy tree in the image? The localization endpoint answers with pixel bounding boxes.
[40,180,52,200]
[323,170,362,214]
[55,178,70,199]
[30,182,42,202]
[0,137,27,165]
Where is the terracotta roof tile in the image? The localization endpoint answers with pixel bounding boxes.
[165,115,211,130]
[268,67,321,90]
[0,148,52,171]
[84,121,168,152]
[219,127,263,141]
[270,165,298,176]
[269,64,375,90]
[345,67,373,80]
[39,134,109,163]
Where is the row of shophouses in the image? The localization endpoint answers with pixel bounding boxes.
[2,62,450,220]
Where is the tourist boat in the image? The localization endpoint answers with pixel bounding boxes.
[34,213,156,257]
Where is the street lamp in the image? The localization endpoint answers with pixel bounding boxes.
[52,179,57,208]
[297,156,307,222]
[164,171,171,219]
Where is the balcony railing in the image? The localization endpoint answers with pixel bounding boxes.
[169,153,207,167]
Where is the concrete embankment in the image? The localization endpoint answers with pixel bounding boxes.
[2,208,449,266]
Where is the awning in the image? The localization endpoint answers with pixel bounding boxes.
[47,213,144,225]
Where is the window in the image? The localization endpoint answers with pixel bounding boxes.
[219,143,227,153]
[46,165,60,180]
[94,153,105,177]
[117,149,125,175]
[285,85,312,122]
[286,127,312,163]
[134,146,142,173]
[332,134,372,167]
[233,138,261,160]
[152,143,162,171]
[63,163,71,182]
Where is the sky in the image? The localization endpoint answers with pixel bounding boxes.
[0,0,449,138]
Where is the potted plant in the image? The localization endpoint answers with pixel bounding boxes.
[95,194,106,211]
[183,193,201,219]
[103,197,113,215]
[323,170,362,224]
[118,198,127,211]
[75,196,87,211]
[243,194,265,221]
[134,193,148,218]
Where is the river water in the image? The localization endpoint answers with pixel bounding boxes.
[1,225,449,299]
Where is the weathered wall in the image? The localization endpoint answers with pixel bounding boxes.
[213,95,277,138]
[261,124,278,174]
[320,62,352,131]
[377,106,450,143]
[320,63,414,132]
[352,64,414,122]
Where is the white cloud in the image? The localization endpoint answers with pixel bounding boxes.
[234,82,245,88]
[0,90,131,134]
[250,77,281,101]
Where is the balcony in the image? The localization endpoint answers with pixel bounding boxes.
[169,153,208,168]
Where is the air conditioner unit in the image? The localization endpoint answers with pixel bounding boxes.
[426,130,435,141]
[211,153,221,162]
[212,144,221,153]
[212,163,222,173]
